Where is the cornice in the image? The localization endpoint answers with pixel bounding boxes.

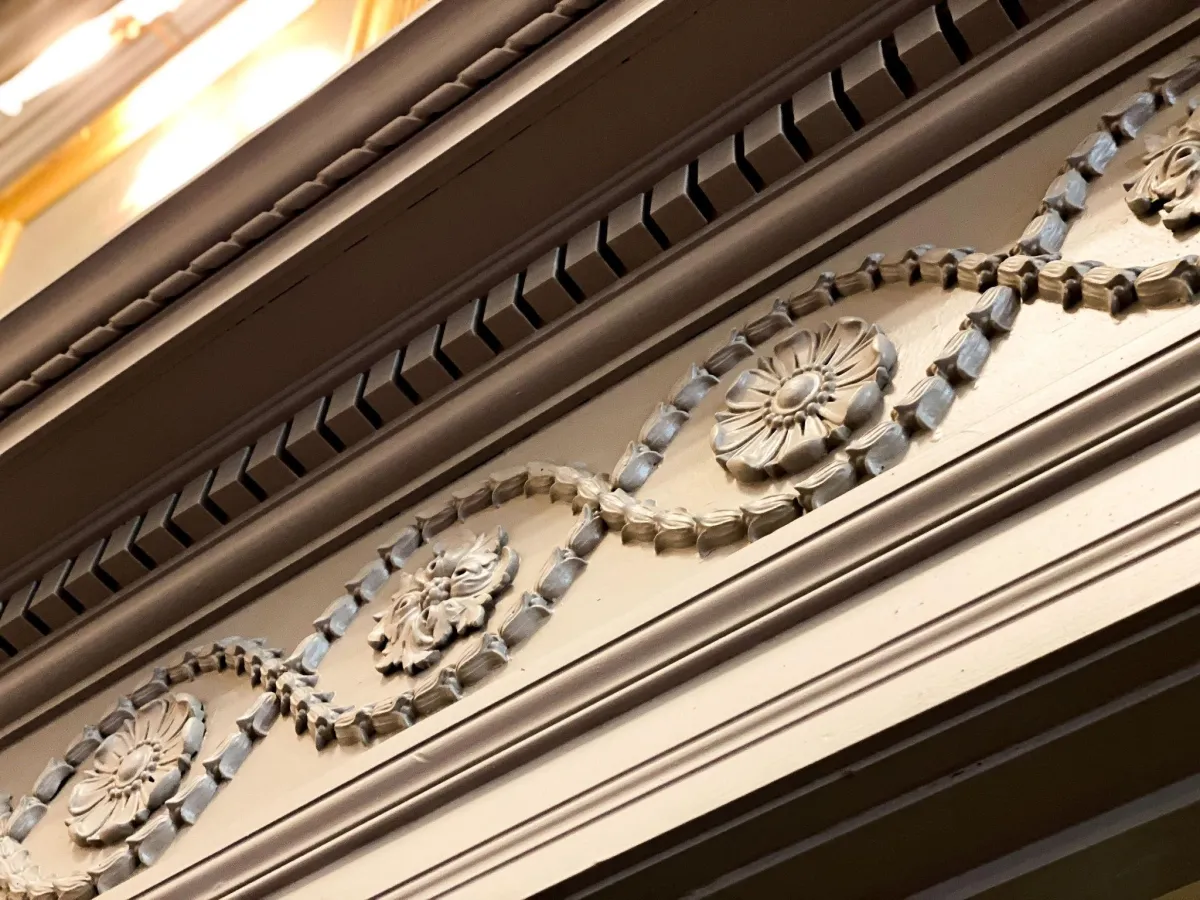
[0,0,1193,775]
[0,0,848,579]
[0,6,1198,897]
[0,0,939,624]
[0,0,1191,670]
[0,0,607,410]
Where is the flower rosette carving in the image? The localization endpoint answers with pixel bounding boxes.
[369,528,520,676]
[1126,106,1200,232]
[66,693,205,847]
[711,317,897,482]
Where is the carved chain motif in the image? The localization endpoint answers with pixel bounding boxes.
[5,52,1200,900]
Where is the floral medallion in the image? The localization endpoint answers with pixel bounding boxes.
[368,528,520,676]
[66,694,205,846]
[1126,104,1200,232]
[711,317,897,482]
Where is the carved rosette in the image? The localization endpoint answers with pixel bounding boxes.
[1125,106,1200,231]
[368,528,519,676]
[66,694,205,847]
[710,317,897,482]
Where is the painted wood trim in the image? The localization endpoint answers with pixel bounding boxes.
[83,328,1200,900]
[1,0,1196,732]
[0,0,941,629]
[0,0,605,397]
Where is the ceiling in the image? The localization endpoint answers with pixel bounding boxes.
[0,0,242,191]
[0,0,117,86]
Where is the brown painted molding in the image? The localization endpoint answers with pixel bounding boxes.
[0,0,605,405]
[0,7,1194,895]
[0,0,920,582]
[539,596,1200,899]
[0,0,945,633]
[0,0,1194,724]
[0,0,1060,663]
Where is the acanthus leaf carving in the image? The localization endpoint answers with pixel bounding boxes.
[1125,105,1200,232]
[368,528,519,676]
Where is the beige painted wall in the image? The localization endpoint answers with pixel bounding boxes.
[3,31,1200,900]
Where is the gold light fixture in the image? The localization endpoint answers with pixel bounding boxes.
[0,0,426,291]
[0,0,187,117]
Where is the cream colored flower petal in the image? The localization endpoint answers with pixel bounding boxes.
[772,329,817,374]
[70,794,117,842]
[830,349,879,385]
[725,427,786,482]
[802,414,830,440]
[67,774,113,816]
[724,368,779,412]
[710,410,768,456]
[766,355,791,381]
[159,695,199,747]
[93,735,127,774]
[160,728,186,765]
[771,426,829,475]
[94,792,141,844]
[817,319,869,366]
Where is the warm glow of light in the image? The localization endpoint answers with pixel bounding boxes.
[228,45,342,131]
[118,0,317,139]
[122,112,238,212]
[0,0,185,117]
[122,43,341,214]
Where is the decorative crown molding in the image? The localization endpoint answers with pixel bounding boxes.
[0,0,608,420]
[0,0,1092,664]
[1,5,1200,898]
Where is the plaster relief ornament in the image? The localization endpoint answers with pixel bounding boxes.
[0,836,35,896]
[369,528,519,676]
[66,694,205,846]
[711,317,897,482]
[1126,103,1200,232]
